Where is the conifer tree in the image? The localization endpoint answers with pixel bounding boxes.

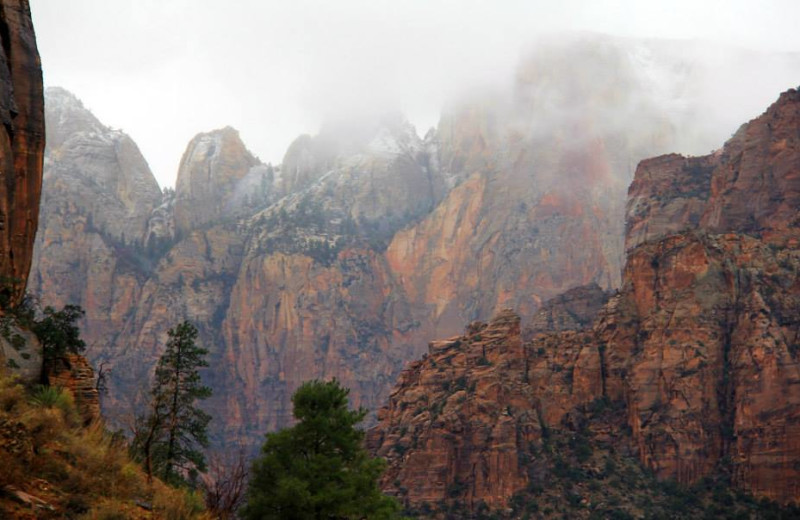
[133,321,212,484]
[242,379,400,520]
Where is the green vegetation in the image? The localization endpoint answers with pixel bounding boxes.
[242,379,402,520]
[0,282,87,383]
[33,304,86,359]
[29,383,77,418]
[132,321,212,486]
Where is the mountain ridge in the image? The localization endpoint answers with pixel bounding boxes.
[29,37,800,455]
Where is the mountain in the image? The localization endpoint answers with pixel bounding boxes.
[367,88,800,516]
[29,35,800,453]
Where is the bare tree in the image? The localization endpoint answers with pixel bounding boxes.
[94,358,110,395]
[202,446,249,519]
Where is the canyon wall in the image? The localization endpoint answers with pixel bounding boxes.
[29,36,800,455]
[0,0,43,305]
[368,89,800,514]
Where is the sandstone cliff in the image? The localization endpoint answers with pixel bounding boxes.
[0,0,43,376]
[368,89,800,515]
[174,127,261,235]
[45,353,101,425]
[29,37,800,458]
[0,0,43,305]
[28,88,163,363]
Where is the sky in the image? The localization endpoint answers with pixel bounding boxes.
[30,0,800,188]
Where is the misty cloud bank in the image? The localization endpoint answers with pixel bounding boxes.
[30,0,800,187]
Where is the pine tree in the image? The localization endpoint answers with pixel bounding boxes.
[32,304,86,383]
[133,321,212,484]
[242,379,401,520]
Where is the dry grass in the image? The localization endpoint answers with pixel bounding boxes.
[0,370,210,519]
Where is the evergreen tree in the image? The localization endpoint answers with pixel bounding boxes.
[32,304,86,383]
[133,321,212,484]
[242,379,400,520]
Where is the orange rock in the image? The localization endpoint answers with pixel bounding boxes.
[0,0,44,305]
[370,89,800,511]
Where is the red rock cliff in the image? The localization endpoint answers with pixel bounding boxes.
[0,0,43,304]
[369,89,800,513]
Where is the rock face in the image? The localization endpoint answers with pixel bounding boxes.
[0,320,41,380]
[367,310,532,509]
[29,37,800,458]
[45,354,101,424]
[28,88,163,360]
[526,283,610,335]
[368,89,800,512]
[174,127,260,235]
[0,0,44,305]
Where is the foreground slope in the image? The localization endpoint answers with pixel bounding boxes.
[367,88,800,515]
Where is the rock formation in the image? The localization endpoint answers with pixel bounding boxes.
[28,87,163,358]
[0,0,44,305]
[173,127,260,235]
[0,0,44,376]
[45,354,101,425]
[29,36,800,458]
[368,89,800,514]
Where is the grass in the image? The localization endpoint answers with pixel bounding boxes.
[0,369,212,519]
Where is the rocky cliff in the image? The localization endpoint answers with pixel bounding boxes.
[0,0,44,375]
[174,127,262,235]
[0,0,43,305]
[29,37,800,457]
[367,89,800,515]
[45,354,101,425]
[28,87,163,362]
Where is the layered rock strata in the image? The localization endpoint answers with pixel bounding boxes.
[46,354,101,425]
[368,89,800,511]
[30,39,800,455]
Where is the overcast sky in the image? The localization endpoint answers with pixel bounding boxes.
[30,0,800,188]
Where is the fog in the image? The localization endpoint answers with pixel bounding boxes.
[30,0,800,188]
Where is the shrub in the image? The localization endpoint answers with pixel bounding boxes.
[29,384,77,420]
[152,485,209,520]
[0,372,25,412]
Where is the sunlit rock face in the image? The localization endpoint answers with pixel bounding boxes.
[0,0,44,305]
[368,89,800,513]
[29,35,800,456]
[173,127,260,235]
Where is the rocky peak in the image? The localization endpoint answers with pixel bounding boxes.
[40,88,162,246]
[280,112,425,196]
[526,283,611,335]
[701,88,800,235]
[44,86,105,151]
[626,87,800,250]
[173,126,260,234]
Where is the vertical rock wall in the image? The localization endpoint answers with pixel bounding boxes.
[0,0,43,304]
